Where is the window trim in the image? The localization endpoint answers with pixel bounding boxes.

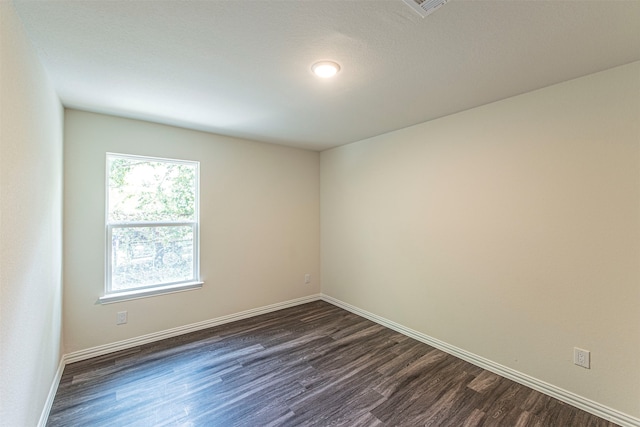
[98,281,203,304]
[103,153,201,304]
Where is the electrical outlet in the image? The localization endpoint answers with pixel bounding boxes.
[304,274,311,284]
[116,311,128,325]
[574,347,590,369]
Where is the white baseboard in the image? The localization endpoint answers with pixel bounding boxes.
[65,294,321,364]
[320,293,639,427]
[37,355,66,427]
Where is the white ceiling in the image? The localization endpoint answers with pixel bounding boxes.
[13,0,640,151]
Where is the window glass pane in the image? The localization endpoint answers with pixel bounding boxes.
[108,156,196,222]
[111,226,194,291]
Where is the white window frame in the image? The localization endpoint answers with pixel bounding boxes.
[100,153,202,304]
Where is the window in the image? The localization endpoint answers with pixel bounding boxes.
[102,153,201,303]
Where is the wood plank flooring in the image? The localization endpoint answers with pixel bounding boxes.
[47,301,619,426]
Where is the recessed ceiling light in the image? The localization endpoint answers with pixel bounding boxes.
[311,61,341,78]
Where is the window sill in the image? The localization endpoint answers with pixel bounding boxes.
[98,281,204,304]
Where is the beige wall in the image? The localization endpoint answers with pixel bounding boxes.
[321,62,640,417]
[63,110,320,353]
[0,3,64,426]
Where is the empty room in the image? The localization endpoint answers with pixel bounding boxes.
[1,0,639,426]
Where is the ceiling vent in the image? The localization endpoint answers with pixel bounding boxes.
[402,0,449,18]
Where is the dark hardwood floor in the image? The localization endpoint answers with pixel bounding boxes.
[47,301,619,426]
